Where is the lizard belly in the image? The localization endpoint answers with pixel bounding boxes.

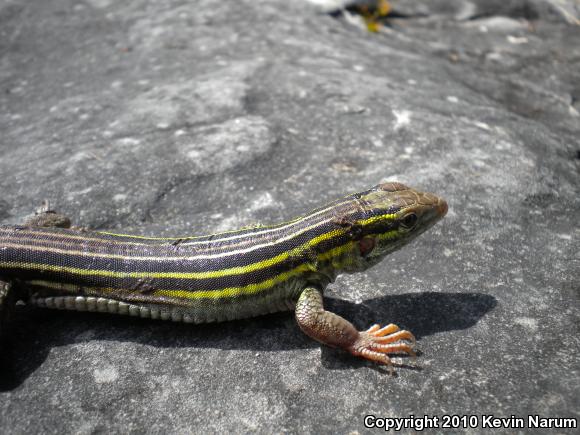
[28,277,306,323]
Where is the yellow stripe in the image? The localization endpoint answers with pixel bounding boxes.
[155,264,312,299]
[0,197,360,249]
[154,242,356,299]
[26,242,357,300]
[94,196,358,242]
[2,227,345,266]
[377,229,399,240]
[1,227,397,284]
[357,213,397,226]
[0,218,345,261]
[95,198,355,241]
[0,228,348,280]
[0,212,351,260]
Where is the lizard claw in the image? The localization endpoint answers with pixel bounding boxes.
[348,323,416,374]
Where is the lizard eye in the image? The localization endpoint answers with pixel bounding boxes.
[400,213,418,230]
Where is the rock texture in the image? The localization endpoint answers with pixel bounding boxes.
[0,0,578,433]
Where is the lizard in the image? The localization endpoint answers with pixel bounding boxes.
[0,182,447,372]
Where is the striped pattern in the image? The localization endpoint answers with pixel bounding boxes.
[0,183,444,322]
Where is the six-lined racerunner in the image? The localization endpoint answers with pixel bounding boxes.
[0,182,447,372]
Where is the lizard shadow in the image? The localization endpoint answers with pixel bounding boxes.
[0,291,496,390]
[320,291,497,372]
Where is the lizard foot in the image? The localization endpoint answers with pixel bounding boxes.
[348,323,416,374]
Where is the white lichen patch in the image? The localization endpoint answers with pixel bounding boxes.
[392,109,411,130]
[113,193,127,202]
[507,35,529,45]
[474,121,492,131]
[116,137,141,147]
[246,192,277,213]
[513,317,539,332]
[93,366,119,384]
[84,0,114,8]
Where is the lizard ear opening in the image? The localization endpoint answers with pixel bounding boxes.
[358,237,376,257]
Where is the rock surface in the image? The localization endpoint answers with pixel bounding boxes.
[0,0,578,433]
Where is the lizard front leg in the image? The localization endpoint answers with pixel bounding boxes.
[295,287,415,374]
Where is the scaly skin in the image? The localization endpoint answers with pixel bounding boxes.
[0,182,447,373]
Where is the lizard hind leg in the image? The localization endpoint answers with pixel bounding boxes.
[1,199,76,337]
[23,199,72,229]
[0,281,18,341]
[1,199,72,342]
[295,287,416,374]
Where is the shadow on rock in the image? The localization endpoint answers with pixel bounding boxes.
[0,291,495,390]
[321,291,497,371]
[326,291,497,339]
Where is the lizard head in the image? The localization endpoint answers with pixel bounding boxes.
[350,182,447,269]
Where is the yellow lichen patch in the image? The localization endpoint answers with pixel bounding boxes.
[355,0,392,33]
[377,0,391,16]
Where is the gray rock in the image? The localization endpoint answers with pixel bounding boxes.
[0,0,579,433]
